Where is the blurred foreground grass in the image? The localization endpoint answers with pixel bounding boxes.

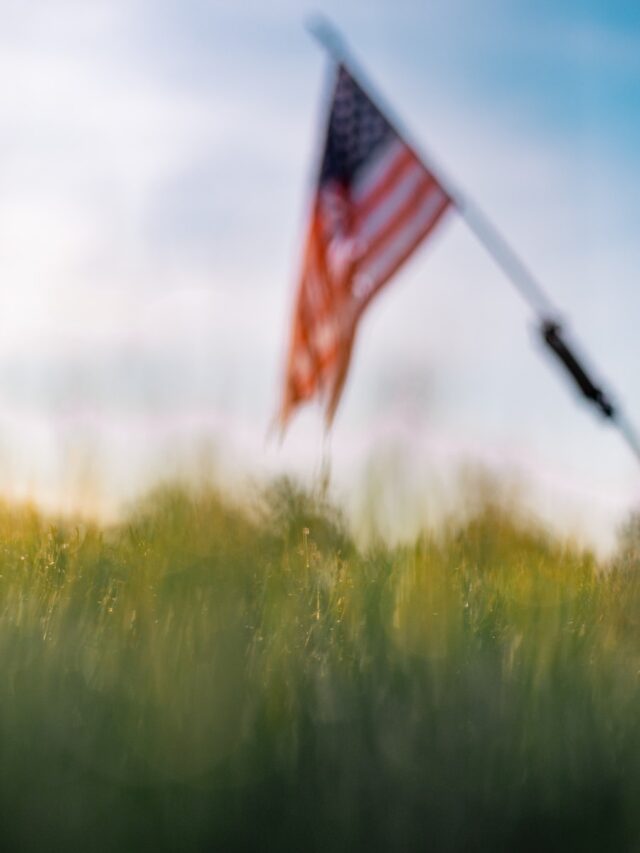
[0,478,638,851]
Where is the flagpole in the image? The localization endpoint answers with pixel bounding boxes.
[306,15,640,466]
[617,416,640,465]
[455,202,557,317]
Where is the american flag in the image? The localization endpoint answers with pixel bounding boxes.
[279,62,451,428]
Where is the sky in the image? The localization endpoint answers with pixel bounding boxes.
[0,0,638,549]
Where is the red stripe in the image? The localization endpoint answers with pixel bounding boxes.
[359,196,451,314]
[358,176,439,267]
[353,147,417,224]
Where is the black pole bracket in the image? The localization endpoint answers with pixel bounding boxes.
[540,320,615,419]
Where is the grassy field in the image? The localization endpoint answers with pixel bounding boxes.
[0,476,637,850]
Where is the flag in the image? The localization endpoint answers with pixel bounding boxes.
[279,62,451,429]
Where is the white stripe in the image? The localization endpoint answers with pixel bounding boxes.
[356,187,446,293]
[293,349,313,383]
[309,266,335,319]
[355,163,432,246]
[350,137,407,204]
[312,320,338,358]
[302,254,326,314]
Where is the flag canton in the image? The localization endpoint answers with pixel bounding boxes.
[320,65,395,187]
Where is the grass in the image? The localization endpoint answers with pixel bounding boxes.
[0,476,637,850]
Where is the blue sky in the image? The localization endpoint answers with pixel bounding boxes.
[0,0,638,548]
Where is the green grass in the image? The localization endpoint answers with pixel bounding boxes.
[0,477,637,850]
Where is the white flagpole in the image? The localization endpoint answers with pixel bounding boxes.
[306,15,640,465]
